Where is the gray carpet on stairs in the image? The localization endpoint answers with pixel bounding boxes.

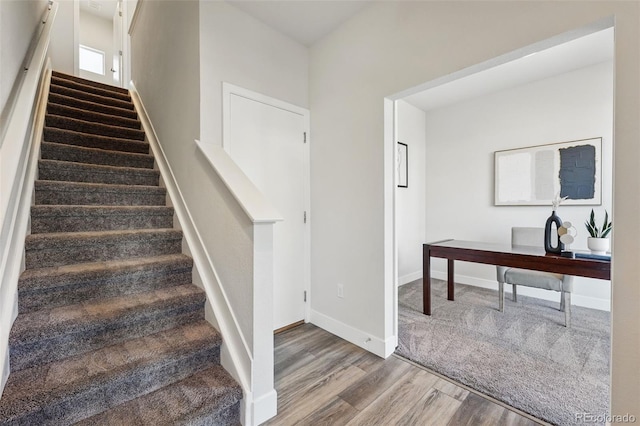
[397,279,610,426]
[0,70,241,425]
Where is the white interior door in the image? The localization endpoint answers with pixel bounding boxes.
[112,1,123,87]
[227,92,308,331]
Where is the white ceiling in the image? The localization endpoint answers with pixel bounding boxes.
[226,0,371,47]
[79,0,118,21]
[403,28,614,112]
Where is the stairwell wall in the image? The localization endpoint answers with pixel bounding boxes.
[0,0,49,131]
[198,1,309,146]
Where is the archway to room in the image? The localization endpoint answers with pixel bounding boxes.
[385,20,614,425]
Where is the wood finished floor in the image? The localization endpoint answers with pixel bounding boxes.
[265,323,543,426]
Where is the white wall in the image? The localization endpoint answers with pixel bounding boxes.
[308,1,639,416]
[422,61,613,310]
[0,0,48,126]
[396,100,426,285]
[199,1,308,147]
[48,0,77,74]
[78,10,113,85]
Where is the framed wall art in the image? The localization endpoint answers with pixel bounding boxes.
[495,137,602,206]
[397,142,408,188]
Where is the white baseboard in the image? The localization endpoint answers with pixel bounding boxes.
[310,310,395,358]
[399,270,421,286]
[431,270,611,312]
[241,389,278,426]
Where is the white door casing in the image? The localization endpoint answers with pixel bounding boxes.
[112,1,123,87]
[223,83,311,330]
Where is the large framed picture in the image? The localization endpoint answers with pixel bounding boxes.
[495,137,602,206]
[397,142,408,188]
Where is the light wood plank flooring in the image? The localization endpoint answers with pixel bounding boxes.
[265,323,543,426]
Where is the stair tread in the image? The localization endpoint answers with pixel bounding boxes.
[48,92,138,119]
[9,284,205,344]
[44,126,149,149]
[31,204,173,217]
[39,158,159,176]
[35,179,166,193]
[51,75,131,101]
[45,114,146,140]
[47,102,141,129]
[52,70,129,94]
[50,83,134,110]
[76,364,242,426]
[41,142,154,168]
[19,254,191,289]
[41,141,152,158]
[0,320,219,422]
[25,227,181,246]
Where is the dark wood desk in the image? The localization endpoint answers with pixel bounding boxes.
[422,240,611,315]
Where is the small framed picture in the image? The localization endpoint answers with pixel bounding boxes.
[397,142,408,188]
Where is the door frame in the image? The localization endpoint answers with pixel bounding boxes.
[222,82,311,324]
[73,0,129,87]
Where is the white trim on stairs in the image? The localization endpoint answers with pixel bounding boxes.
[0,63,52,395]
[130,84,279,426]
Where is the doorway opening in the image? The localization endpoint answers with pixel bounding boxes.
[75,0,125,87]
[385,19,614,425]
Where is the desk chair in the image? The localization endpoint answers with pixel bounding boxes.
[496,227,573,327]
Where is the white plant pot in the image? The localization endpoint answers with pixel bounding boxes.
[587,237,609,255]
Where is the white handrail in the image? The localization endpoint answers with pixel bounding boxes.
[0,1,58,244]
[195,140,283,223]
[0,1,58,395]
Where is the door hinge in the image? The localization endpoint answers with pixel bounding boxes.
[303,211,307,223]
[303,132,307,143]
[304,291,307,302]
[119,11,122,17]
[119,50,123,56]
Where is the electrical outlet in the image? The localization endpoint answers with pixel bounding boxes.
[337,283,344,298]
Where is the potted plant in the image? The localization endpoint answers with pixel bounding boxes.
[585,209,612,254]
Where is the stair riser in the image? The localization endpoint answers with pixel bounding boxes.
[48,93,138,119]
[38,162,160,186]
[31,212,173,233]
[45,115,146,141]
[51,76,131,102]
[50,84,134,110]
[44,127,149,154]
[12,345,219,425]
[10,300,207,371]
[19,267,192,313]
[25,235,182,268]
[52,71,130,95]
[41,143,155,169]
[47,102,141,129]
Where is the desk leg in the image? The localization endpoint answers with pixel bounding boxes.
[423,245,431,315]
[447,259,455,301]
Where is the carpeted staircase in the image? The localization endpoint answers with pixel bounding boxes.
[0,71,242,425]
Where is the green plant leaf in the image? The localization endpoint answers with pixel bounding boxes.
[602,211,609,235]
